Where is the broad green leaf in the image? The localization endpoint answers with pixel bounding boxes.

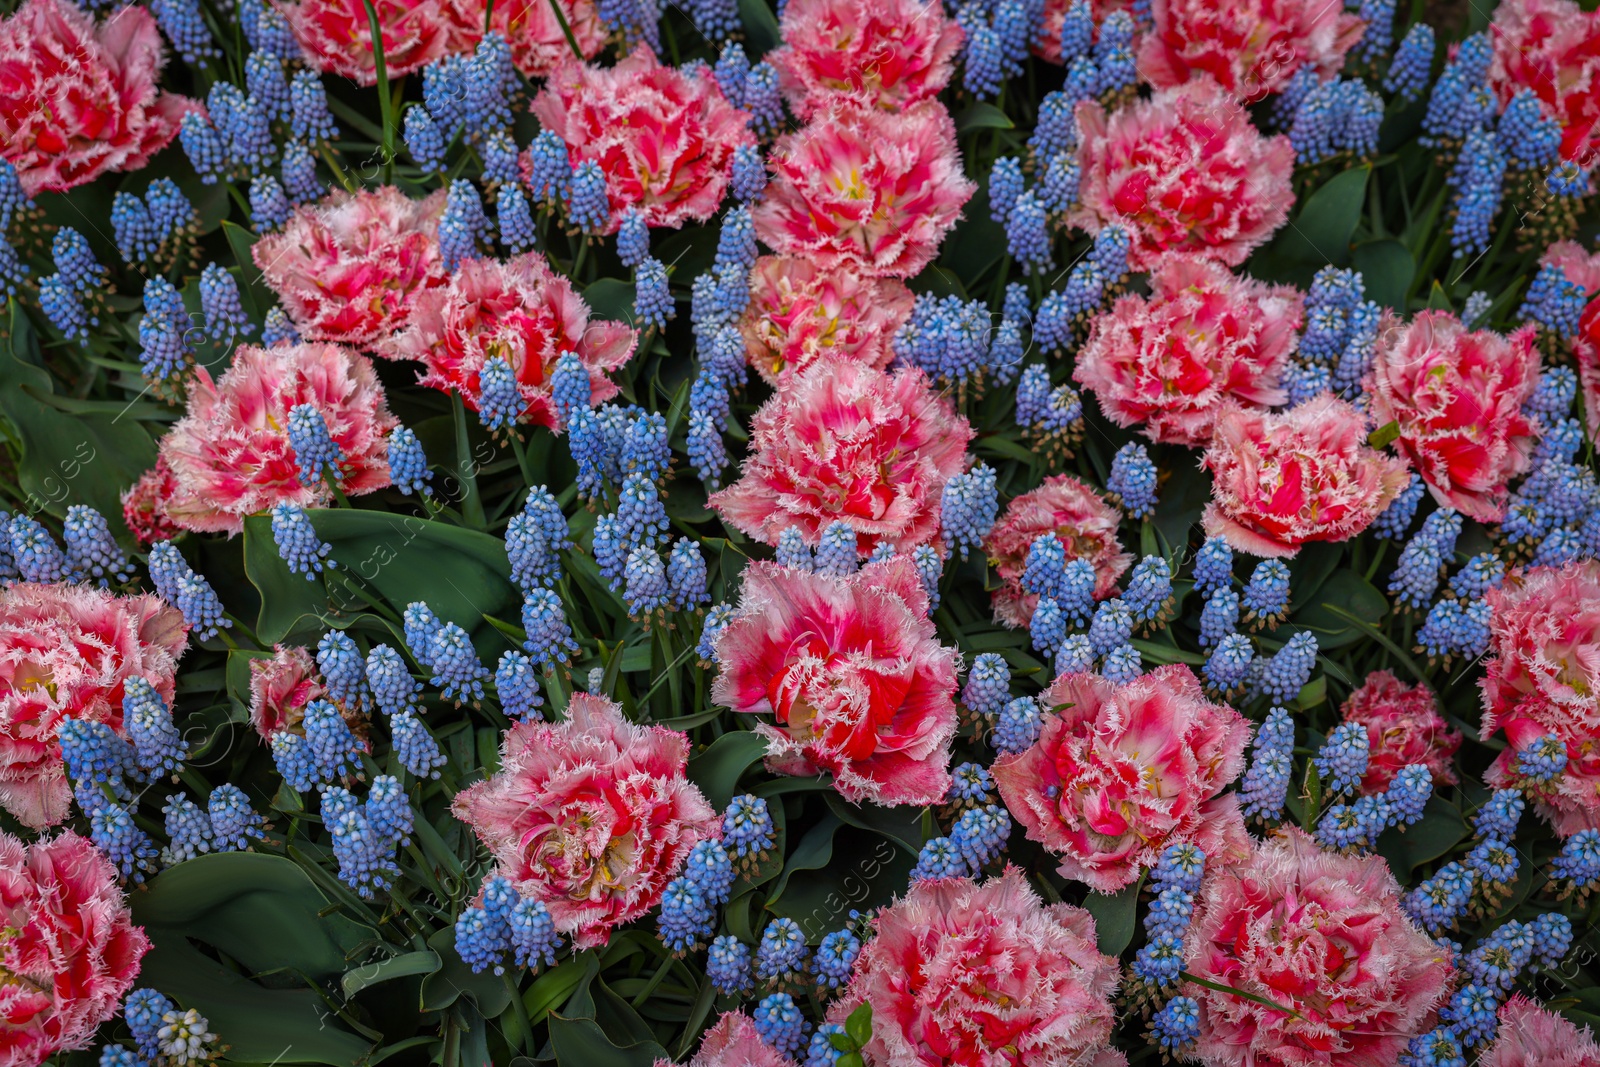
[1351,239,1415,310]
[1286,570,1389,650]
[1376,796,1469,873]
[341,951,442,998]
[242,508,518,648]
[421,927,514,1015]
[1081,877,1142,957]
[549,1015,667,1067]
[687,729,770,811]
[956,103,1015,132]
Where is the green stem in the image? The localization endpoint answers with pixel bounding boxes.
[451,393,488,529]
[359,0,397,183]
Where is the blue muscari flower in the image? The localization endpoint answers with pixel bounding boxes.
[1373,473,1426,540]
[1241,560,1291,626]
[8,515,67,583]
[404,107,447,173]
[1449,126,1507,256]
[304,699,361,780]
[962,653,1010,719]
[93,803,160,882]
[200,263,249,343]
[1462,288,1494,327]
[1036,152,1080,215]
[1029,92,1077,165]
[208,784,266,850]
[1015,365,1083,442]
[1465,838,1520,904]
[147,542,231,641]
[566,161,611,232]
[1133,932,1186,989]
[813,522,858,578]
[292,68,339,140]
[1475,790,1524,841]
[1005,190,1053,272]
[385,427,432,497]
[593,516,627,588]
[1191,537,1234,598]
[1087,598,1134,656]
[1030,292,1074,353]
[1090,227,1131,282]
[993,0,1034,75]
[125,677,188,778]
[754,993,808,1057]
[1464,920,1536,992]
[1422,32,1494,144]
[179,112,227,183]
[731,144,767,201]
[60,719,138,809]
[1237,714,1303,820]
[63,506,130,585]
[698,603,736,665]
[658,877,716,953]
[941,464,998,560]
[1519,262,1587,338]
[1383,23,1434,101]
[1055,634,1095,675]
[814,931,859,991]
[1517,732,1569,781]
[127,991,176,1062]
[1205,632,1254,693]
[430,622,488,703]
[1548,159,1593,197]
[1062,559,1100,627]
[756,918,809,984]
[1253,631,1318,705]
[496,182,538,255]
[271,503,334,579]
[1526,365,1578,424]
[946,762,994,807]
[1021,534,1067,601]
[910,836,967,880]
[1282,361,1333,407]
[1101,642,1142,684]
[715,207,758,276]
[1355,0,1395,58]
[1554,829,1600,895]
[263,306,300,345]
[1060,259,1108,318]
[1151,996,1200,1056]
[247,51,291,120]
[1199,588,1240,649]
[1450,553,1506,599]
[317,630,367,711]
[960,16,1003,99]
[464,34,517,139]
[616,210,649,269]
[708,936,754,996]
[616,474,669,549]
[494,650,544,721]
[1064,50,1099,103]
[139,181,192,243]
[621,411,670,483]
[522,588,578,669]
[912,545,943,609]
[422,55,467,135]
[476,357,523,431]
[482,130,522,186]
[510,897,560,969]
[1108,442,1158,518]
[1499,89,1562,169]
[988,157,1025,228]
[137,277,191,381]
[546,355,593,429]
[685,839,735,905]
[1390,544,1445,610]
[1315,721,1371,796]
[525,131,572,202]
[1418,596,1491,660]
[687,406,727,488]
[993,696,1041,754]
[395,710,451,777]
[951,804,1011,871]
[161,794,213,864]
[623,545,670,616]
[723,793,775,868]
[288,403,342,485]
[1289,78,1384,164]
[1387,764,1433,826]
[455,901,512,973]
[40,276,91,344]
[712,40,750,103]
[1124,556,1173,623]
[249,176,292,229]
[241,0,299,58]
[1529,912,1573,970]
[1316,793,1393,851]
[1439,984,1500,1048]
[1402,861,1476,934]
[281,137,321,204]
[440,180,490,270]
[272,732,319,793]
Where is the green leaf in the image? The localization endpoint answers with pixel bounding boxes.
[1286,570,1388,650]
[548,1015,668,1067]
[844,1003,873,1048]
[0,301,157,534]
[767,816,913,940]
[341,951,442,998]
[1256,166,1371,269]
[1368,421,1402,449]
[1081,877,1142,957]
[736,0,782,54]
[823,793,927,856]
[955,103,1015,132]
[1351,239,1415,310]
[582,278,637,324]
[222,220,275,320]
[1376,795,1469,873]
[686,730,769,811]
[131,854,374,1066]
[421,927,514,1016]
[242,509,518,647]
